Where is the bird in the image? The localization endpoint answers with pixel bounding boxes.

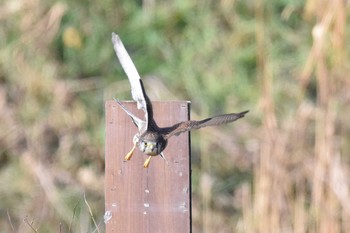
[111,32,248,168]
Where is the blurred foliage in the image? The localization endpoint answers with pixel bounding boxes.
[0,0,350,232]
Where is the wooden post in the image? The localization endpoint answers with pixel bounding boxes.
[105,100,191,233]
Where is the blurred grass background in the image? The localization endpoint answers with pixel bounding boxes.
[0,0,350,232]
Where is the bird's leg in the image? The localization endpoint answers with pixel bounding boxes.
[125,143,136,161]
[143,156,152,168]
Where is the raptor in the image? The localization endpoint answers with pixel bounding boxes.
[112,33,248,168]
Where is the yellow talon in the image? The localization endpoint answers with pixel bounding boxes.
[143,156,152,168]
[124,144,136,161]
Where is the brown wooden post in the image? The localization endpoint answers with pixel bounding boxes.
[105,100,191,233]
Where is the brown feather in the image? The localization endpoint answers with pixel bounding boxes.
[162,110,249,139]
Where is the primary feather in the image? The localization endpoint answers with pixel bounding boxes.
[112,33,157,133]
[162,110,249,139]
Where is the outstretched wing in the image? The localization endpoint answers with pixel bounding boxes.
[112,33,154,132]
[162,110,249,139]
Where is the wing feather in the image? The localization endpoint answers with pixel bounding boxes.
[112,33,154,131]
[162,110,249,139]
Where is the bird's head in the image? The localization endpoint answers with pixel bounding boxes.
[138,134,167,156]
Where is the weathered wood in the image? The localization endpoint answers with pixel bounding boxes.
[105,100,191,233]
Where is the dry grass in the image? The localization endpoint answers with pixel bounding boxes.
[0,0,350,232]
[235,0,350,232]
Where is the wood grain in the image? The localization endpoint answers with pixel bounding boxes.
[105,100,191,233]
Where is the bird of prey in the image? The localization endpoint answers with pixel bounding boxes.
[112,32,248,168]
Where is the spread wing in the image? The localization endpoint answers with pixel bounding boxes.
[112,33,154,131]
[162,110,249,139]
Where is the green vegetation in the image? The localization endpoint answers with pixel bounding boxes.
[0,0,349,232]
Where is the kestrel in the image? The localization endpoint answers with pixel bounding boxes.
[112,32,248,168]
